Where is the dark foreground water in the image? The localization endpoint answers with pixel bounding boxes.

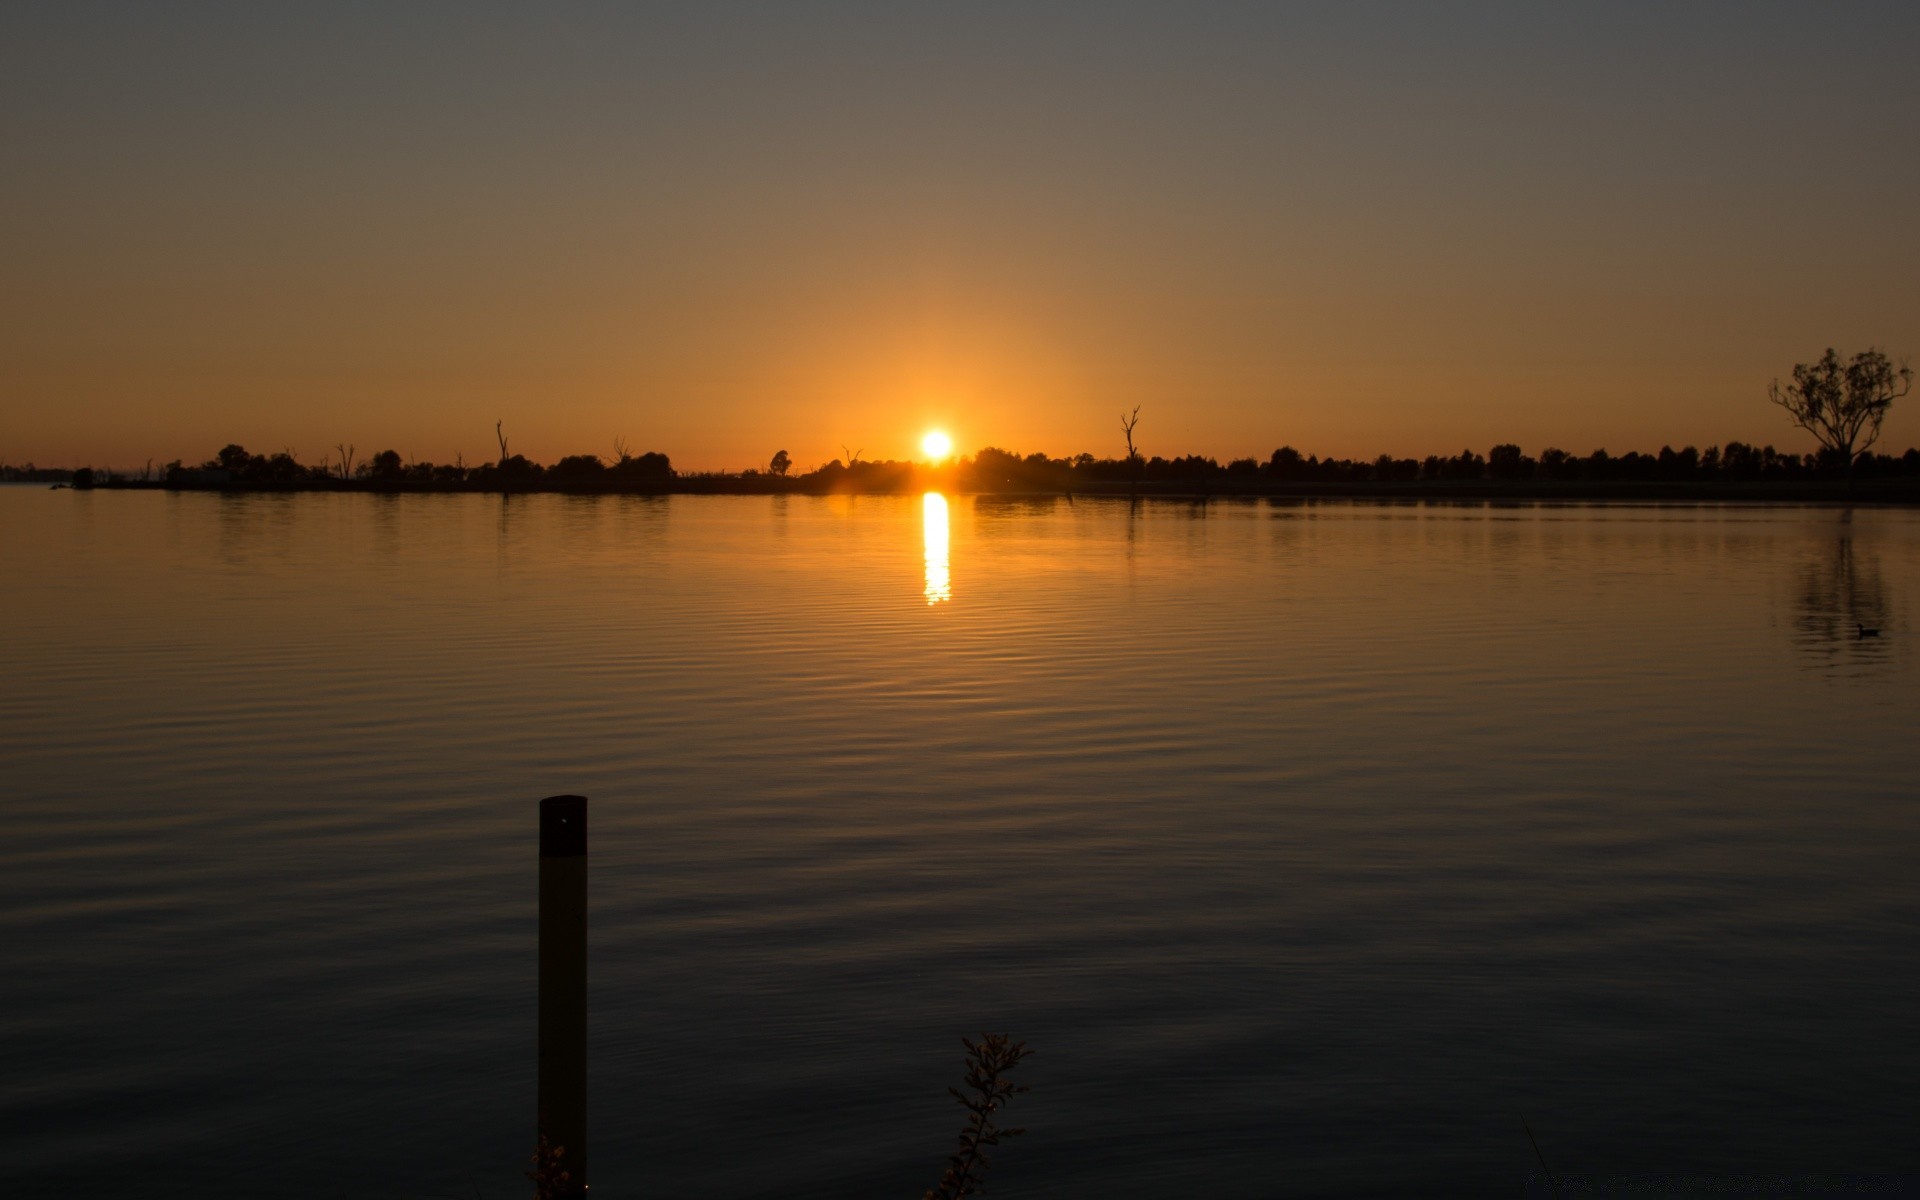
[2,488,1916,1198]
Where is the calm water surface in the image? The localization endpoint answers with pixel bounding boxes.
[2,489,1916,1198]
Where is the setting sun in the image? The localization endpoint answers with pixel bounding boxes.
[921,431,953,461]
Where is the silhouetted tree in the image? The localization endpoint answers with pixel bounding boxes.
[1614,450,1656,480]
[607,450,672,485]
[1656,445,1699,480]
[1487,443,1531,481]
[769,449,791,477]
[1442,448,1486,481]
[1268,446,1304,480]
[1769,348,1911,477]
[1119,408,1145,491]
[968,447,1022,490]
[547,454,607,485]
[1376,455,1420,482]
[366,449,405,483]
[1119,406,1141,464]
[1720,442,1756,479]
[480,452,541,489]
[208,444,255,474]
[261,449,306,484]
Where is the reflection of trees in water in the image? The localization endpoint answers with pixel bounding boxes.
[1792,529,1890,665]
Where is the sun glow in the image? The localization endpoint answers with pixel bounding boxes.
[921,430,953,461]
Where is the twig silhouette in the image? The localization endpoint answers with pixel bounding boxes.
[1524,1119,1560,1200]
[925,1033,1032,1200]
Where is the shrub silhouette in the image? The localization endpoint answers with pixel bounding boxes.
[547,454,607,485]
[925,1033,1032,1200]
[608,450,673,485]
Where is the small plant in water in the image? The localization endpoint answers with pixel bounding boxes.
[925,1033,1033,1199]
[527,1134,571,1199]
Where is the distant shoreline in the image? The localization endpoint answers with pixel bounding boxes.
[49,476,1920,504]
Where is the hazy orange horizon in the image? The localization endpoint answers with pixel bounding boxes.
[5,5,1917,471]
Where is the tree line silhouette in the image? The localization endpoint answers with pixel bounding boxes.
[31,435,1914,494]
[22,344,1915,495]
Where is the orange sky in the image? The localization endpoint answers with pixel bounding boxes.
[4,5,1918,471]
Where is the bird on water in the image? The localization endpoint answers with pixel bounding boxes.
[1857,623,1880,638]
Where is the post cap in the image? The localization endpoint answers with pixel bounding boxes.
[540,795,588,857]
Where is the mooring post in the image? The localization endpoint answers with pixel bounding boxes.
[538,795,588,1196]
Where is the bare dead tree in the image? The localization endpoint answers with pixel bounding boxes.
[842,443,864,467]
[1120,406,1142,463]
[1769,348,1911,477]
[611,436,632,465]
[1119,405,1144,492]
[336,443,356,481]
[496,421,510,465]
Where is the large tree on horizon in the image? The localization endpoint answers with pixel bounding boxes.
[1768,347,1912,476]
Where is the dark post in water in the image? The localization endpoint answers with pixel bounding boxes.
[538,795,588,1196]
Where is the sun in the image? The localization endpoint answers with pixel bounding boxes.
[921,430,953,461]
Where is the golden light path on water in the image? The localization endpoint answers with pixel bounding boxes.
[922,492,950,604]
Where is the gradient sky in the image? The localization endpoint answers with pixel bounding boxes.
[5,2,1918,471]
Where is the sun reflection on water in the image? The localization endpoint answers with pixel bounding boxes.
[922,492,950,605]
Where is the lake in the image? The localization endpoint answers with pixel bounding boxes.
[2,488,1916,1197]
